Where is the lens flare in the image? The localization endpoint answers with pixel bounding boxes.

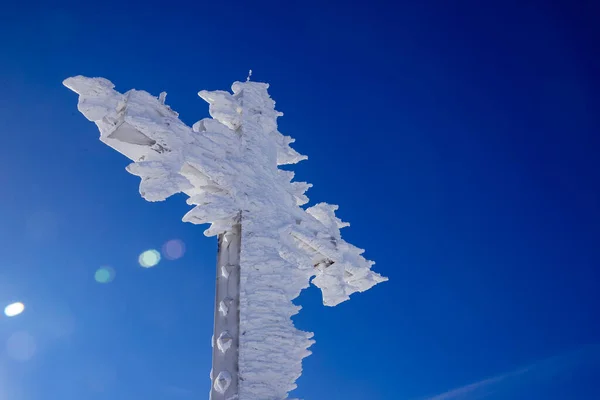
[6,331,36,362]
[162,239,186,260]
[4,302,25,317]
[139,249,161,268]
[95,267,116,283]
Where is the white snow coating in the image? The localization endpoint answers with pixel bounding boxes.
[219,298,232,316]
[64,75,387,399]
[215,371,233,394]
[217,331,234,353]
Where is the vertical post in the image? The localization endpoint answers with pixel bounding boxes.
[210,219,241,400]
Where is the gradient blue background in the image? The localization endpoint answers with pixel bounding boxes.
[1,0,599,399]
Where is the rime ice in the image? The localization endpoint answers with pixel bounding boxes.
[64,75,387,399]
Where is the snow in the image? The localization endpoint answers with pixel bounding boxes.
[214,371,233,394]
[217,331,234,353]
[219,298,231,316]
[64,75,387,399]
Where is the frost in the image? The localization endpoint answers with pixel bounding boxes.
[214,371,232,394]
[64,75,387,399]
[217,331,234,353]
[219,298,232,316]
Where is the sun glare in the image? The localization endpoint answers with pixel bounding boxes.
[4,302,25,317]
[139,249,161,268]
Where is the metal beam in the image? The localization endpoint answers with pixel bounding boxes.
[210,219,241,400]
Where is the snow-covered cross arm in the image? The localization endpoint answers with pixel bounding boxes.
[63,75,387,400]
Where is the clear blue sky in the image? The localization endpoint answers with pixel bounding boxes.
[1,1,599,399]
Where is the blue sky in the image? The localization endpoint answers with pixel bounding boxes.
[1,0,599,399]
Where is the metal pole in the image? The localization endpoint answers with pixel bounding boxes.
[210,219,241,400]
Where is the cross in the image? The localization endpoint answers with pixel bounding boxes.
[64,75,387,400]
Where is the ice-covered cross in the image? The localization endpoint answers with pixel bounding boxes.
[64,75,387,400]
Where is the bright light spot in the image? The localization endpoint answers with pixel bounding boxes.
[4,302,25,317]
[6,331,36,362]
[139,249,161,268]
[95,267,116,283]
[162,239,186,260]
